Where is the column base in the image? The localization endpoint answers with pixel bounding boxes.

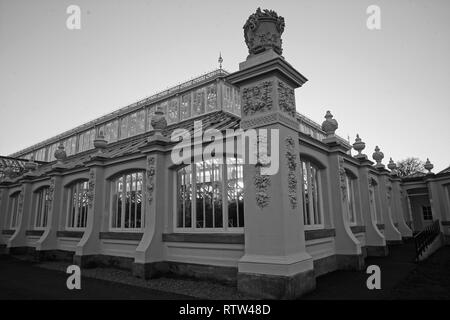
[74,254,134,270]
[237,269,316,299]
[366,245,389,257]
[35,249,74,263]
[336,254,365,270]
[386,239,403,245]
[132,261,169,279]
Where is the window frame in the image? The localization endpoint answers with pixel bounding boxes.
[8,192,20,230]
[65,180,89,231]
[34,187,50,230]
[301,160,324,230]
[173,156,244,234]
[422,205,433,221]
[109,171,145,232]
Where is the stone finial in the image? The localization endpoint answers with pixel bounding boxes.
[243,8,285,56]
[321,111,338,136]
[372,146,385,169]
[387,157,397,174]
[93,130,108,152]
[424,158,434,174]
[151,106,167,133]
[352,134,366,159]
[54,142,67,163]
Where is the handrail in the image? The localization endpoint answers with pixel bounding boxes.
[414,219,440,262]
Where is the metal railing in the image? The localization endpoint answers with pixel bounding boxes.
[414,219,441,262]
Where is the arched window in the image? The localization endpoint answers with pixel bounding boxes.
[301,160,323,228]
[111,172,144,231]
[34,187,50,229]
[8,192,20,229]
[176,156,244,231]
[66,180,89,229]
[345,174,357,225]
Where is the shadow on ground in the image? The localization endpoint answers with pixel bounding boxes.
[303,240,450,300]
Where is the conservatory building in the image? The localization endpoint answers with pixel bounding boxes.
[1,8,450,299]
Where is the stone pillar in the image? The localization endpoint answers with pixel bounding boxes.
[425,176,443,225]
[0,183,10,252]
[390,176,412,239]
[133,135,169,278]
[357,159,387,256]
[74,159,105,266]
[35,171,63,257]
[327,146,364,269]
[227,37,315,297]
[7,179,33,252]
[377,171,402,243]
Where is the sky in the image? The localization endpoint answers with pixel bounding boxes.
[0,0,449,171]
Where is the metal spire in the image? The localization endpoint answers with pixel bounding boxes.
[218,52,223,70]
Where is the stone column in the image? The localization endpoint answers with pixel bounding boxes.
[425,176,443,224]
[390,176,412,239]
[326,144,364,269]
[228,43,315,297]
[377,171,402,243]
[7,179,33,253]
[133,134,170,278]
[74,158,105,266]
[0,183,11,252]
[35,171,63,257]
[357,159,387,256]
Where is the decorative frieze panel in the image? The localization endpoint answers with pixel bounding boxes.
[386,183,392,201]
[338,156,347,200]
[285,136,297,209]
[277,81,296,118]
[254,164,271,209]
[242,81,273,116]
[48,177,55,207]
[146,156,156,205]
[18,185,25,216]
[87,169,95,209]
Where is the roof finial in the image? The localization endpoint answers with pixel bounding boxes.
[218,52,223,70]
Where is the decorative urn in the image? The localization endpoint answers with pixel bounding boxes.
[54,142,67,163]
[151,106,167,133]
[372,146,384,168]
[387,157,397,173]
[243,7,285,57]
[321,111,338,136]
[424,158,434,174]
[93,130,108,151]
[352,134,366,158]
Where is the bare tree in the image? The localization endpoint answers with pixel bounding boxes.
[396,157,425,177]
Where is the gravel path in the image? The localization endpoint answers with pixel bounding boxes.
[36,260,256,300]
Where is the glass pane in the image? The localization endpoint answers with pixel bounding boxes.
[167,98,179,124]
[120,115,129,139]
[301,161,310,225]
[146,105,156,131]
[192,88,205,117]
[206,84,218,113]
[180,93,191,120]
[196,162,205,228]
[129,112,137,137]
[136,110,145,135]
